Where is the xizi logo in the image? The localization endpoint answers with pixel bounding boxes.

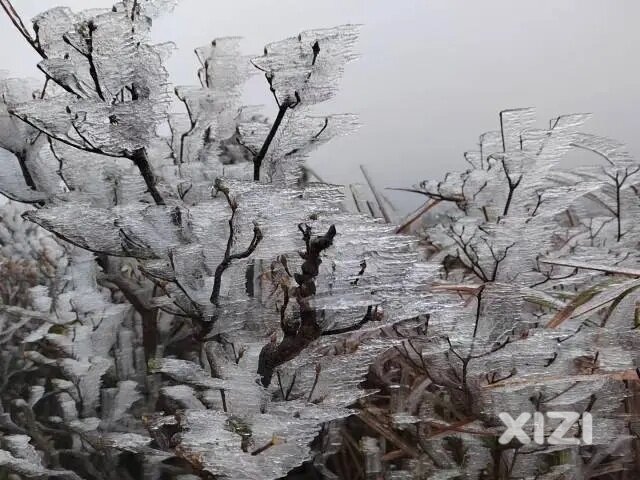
[498,411,592,445]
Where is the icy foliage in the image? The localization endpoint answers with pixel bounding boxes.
[0,2,434,479]
[0,201,66,441]
[1,0,640,478]
[366,109,640,478]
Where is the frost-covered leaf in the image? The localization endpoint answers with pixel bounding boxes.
[251,25,359,107]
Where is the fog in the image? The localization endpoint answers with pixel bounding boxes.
[2,0,638,212]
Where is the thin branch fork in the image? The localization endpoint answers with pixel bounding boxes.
[499,157,523,217]
[603,165,640,241]
[209,179,263,305]
[448,226,490,282]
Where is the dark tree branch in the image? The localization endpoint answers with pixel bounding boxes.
[48,138,74,192]
[130,148,165,205]
[1,1,84,98]
[11,112,97,155]
[13,150,38,193]
[285,372,296,400]
[361,165,392,223]
[603,166,640,241]
[500,158,523,217]
[85,22,105,101]
[387,186,464,204]
[254,101,290,181]
[236,135,258,157]
[322,305,374,336]
[313,116,329,139]
[210,222,262,306]
[307,363,321,402]
[100,270,159,362]
[39,77,50,99]
[209,179,263,306]
[166,251,203,317]
[0,0,44,57]
[396,199,442,234]
[257,224,337,386]
[351,259,367,286]
[131,0,139,22]
[448,226,489,282]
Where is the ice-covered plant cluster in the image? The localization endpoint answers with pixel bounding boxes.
[362,109,640,479]
[0,1,438,478]
[1,0,640,479]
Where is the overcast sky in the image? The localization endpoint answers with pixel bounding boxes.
[1,1,638,212]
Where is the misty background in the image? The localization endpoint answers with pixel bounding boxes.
[1,0,638,213]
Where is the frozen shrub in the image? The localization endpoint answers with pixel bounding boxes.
[365,109,640,478]
[0,1,437,478]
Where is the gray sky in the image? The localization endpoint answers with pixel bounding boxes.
[1,0,638,212]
